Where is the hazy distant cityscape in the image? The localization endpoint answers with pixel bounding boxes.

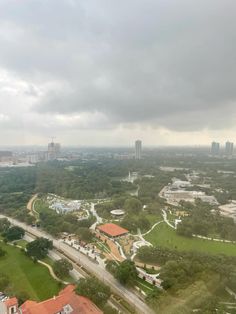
[0,138,235,169]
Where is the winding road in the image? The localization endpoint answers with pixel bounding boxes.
[0,214,154,314]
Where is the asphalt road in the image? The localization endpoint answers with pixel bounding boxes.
[0,214,154,314]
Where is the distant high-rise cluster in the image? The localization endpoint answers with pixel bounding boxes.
[135,140,142,159]
[211,141,220,156]
[225,141,234,156]
[48,141,61,160]
[211,141,234,157]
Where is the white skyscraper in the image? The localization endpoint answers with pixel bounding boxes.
[135,140,142,160]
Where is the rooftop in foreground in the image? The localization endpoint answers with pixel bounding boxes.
[20,285,102,314]
[97,223,128,237]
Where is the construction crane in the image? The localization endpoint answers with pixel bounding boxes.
[50,136,56,143]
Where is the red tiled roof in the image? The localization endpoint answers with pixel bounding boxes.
[97,223,129,237]
[20,285,102,314]
[59,284,75,295]
[5,297,18,307]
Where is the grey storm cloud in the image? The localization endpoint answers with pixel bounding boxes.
[0,0,235,132]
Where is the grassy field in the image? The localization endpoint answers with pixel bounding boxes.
[0,242,61,300]
[145,222,236,256]
[145,213,162,224]
[34,198,49,213]
[15,239,28,249]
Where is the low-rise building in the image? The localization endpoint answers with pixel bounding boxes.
[97,223,129,238]
[0,286,102,314]
[0,297,19,314]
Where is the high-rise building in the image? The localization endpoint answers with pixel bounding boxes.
[48,141,61,160]
[225,141,234,156]
[211,141,220,156]
[135,140,142,159]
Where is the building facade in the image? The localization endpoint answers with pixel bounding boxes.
[135,140,142,160]
[48,142,61,160]
[211,141,220,156]
[225,141,234,156]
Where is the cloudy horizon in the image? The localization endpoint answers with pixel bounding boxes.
[0,0,235,146]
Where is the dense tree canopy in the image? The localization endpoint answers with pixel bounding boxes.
[121,214,150,233]
[38,206,95,237]
[35,161,136,199]
[0,218,10,233]
[26,237,53,260]
[124,198,142,214]
[137,245,236,293]
[177,200,236,240]
[76,277,111,308]
[115,260,137,286]
[53,259,73,279]
[76,228,93,243]
[3,226,25,241]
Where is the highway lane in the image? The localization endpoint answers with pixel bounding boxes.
[0,214,154,314]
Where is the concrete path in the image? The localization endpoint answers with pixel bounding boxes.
[38,260,69,285]
[142,220,164,237]
[90,202,103,230]
[27,194,38,211]
[162,209,175,229]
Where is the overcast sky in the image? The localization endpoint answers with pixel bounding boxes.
[0,0,235,146]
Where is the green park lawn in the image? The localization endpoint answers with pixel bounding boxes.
[15,239,28,249]
[145,222,236,256]
[0,242,61,300]
[145,213,162,224]
[33,198,48,213]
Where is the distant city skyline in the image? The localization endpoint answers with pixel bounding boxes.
[1,140,236,148]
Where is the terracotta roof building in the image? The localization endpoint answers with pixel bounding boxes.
[20,285,102,314]
[97,223,129,238]
[0,297,20,314]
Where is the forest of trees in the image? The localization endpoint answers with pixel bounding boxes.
[106,260,137,286]
[177,200,236,240]
[76,277,111,308]
[35,161,136,199]
[0,160,138,209]
[38,206,95,237]
[137,245,236,291]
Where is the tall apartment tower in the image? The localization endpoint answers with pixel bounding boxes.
[225,141,234,156]
[135,140,142,160]
[48,141,61,160]
[211,141,220,156]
